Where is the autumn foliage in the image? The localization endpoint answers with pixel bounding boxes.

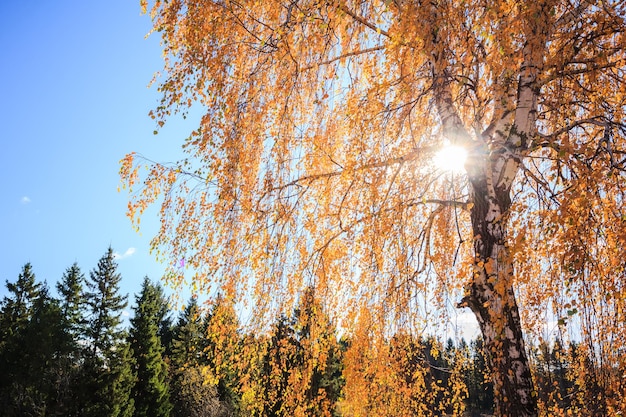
[121,0,626,415]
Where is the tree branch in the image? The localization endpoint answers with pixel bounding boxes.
[302,45,386,71]
[338,3,390,38]
[535,117,606,146]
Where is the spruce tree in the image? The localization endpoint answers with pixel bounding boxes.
[86,248,128,357]
[170,296,204,369]
[0,263,41,341]
[82,247,135,417]
[129,277,172,417]
[54,262,89,416]
[203,295,241,415]
[0,267,73,416]
[0,263,43,413]
[289,288,344,416]
[170,296,219,417]
[21,285,73,416]
[109,337,136,417]
[56,262,87,352]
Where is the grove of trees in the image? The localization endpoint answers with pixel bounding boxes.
[2,250,613,416]
[120,0,626,416]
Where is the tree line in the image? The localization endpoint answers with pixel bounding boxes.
[0,247,608,416]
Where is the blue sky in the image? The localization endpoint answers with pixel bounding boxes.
[0,0,198,306]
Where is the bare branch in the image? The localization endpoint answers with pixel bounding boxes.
[338,3,390,38]
[303,45,386,71]
[535,117,606,146]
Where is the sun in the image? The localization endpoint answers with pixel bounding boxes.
[433,144,468,173]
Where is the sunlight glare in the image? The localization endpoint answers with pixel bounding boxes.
[433,145,467,172]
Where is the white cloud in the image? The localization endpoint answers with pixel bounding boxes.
[113,247,136,260]
[122,310,130,317]
[20,196,31,204]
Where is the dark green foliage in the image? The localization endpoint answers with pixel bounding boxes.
[169,296,228,417]
[56,262,88,350]
[466,337,494,416]
[203,295,241,416]
[259,314,297,417]
[0,263,41,342]
[0,264,42,415]
[111,338,137,417]
[81,247,136,417]
[130,277,172,417]
[170,296,204,370]
[54,262,89,416]
[255,289,344,417]
[0,266,74,416]
[1,258,606,417]
[85,247,129,357]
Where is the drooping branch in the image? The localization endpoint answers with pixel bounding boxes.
[263,145,439,196]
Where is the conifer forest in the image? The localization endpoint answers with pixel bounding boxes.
[0,249,615,416]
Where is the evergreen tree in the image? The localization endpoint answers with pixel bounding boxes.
[56,262,88,351]
[0,267,74,416]
[254,288,344,417]
[54,262,89,416]
[129,277,172,417]
[0,263,43,414]
[21,285,73,416]
[85,247,128,357]
[291,288,344,416]
[0,263,41,342]
[82,247,135,417]
[110,337,137,417]
[170,296,226,417]
[467,337,494,416]
[170,296,207,368]
[203,295,241,415]
[259,314,297,417]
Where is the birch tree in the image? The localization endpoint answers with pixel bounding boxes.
[121,1,626,415]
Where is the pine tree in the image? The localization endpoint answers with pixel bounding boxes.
[56,262,87,352]
[129,277,172,417]
[290,288,344,416]
[0,266,75,416]
[170,296,227,417]
[54,262,89,416]
[21,285,73,416]
[170,296,204,370]
[203,295,241,415]
[0,263,43,414]
[82,247,135,417]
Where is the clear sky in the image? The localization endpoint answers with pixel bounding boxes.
[0,0,199,307]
